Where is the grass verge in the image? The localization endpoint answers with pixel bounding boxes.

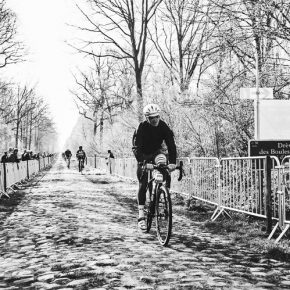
[172,193,290,262]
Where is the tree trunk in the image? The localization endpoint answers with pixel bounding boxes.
[100,112,104,152]
[214,123,220,159]
[136,72,143,122]
[15,121,19,148]
[28,115,33,150]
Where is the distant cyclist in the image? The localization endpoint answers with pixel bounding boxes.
[76,146,86,172]
[133,103,177,231]
[64,149,72,168]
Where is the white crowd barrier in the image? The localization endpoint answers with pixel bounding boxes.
[87,154,290,243]
[0,156,55,198]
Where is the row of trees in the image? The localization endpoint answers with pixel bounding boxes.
[0,82,56,151]
[69,0,290,158]
[0,0,56,153]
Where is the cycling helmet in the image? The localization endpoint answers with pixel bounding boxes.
[143,103,161,117]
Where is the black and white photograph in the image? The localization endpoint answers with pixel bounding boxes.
[0,0,290,289]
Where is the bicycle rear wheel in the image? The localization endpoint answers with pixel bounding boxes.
[155,184,172,246]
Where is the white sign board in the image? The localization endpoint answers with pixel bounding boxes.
[240,87,273,100]
[259,100,290,139]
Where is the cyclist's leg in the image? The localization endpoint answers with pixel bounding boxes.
[137,164,148,230]
[137,164,147,205]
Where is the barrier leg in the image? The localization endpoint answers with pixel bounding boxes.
[268,222,279,240]
[211,208,224,221]
[210,207,219,220]
[7,187,16,194]
[275,224,290,244]
[211,207,232,221]
[0,190,10,199]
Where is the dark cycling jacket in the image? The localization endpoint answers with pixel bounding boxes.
[135,120,177,164]
[65,150,72,157]
[76,150,86,159]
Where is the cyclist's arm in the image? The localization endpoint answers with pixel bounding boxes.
[135,124,145,163]
[164,126,177,164]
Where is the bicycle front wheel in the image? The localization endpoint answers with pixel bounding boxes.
[155,184,172,246]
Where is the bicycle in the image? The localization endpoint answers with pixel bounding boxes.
[66,156,71,168]
[78,158,85,173]
[142,160,184,246]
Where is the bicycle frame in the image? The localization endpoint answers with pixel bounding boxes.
[143,161,183,246]
[78,158,84,173]
[66,157,71,168]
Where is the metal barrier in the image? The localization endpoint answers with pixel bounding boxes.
[86,155,290,243]
[0,156,55,199]
[268,155,290,243]
[216,156,268,220]
[86,156,95,168]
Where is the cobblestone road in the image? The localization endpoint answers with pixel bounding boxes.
[0,158,290,290]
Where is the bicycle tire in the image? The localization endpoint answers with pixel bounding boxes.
[155,184,172,246]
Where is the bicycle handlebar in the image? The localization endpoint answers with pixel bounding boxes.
[140,160,184,181]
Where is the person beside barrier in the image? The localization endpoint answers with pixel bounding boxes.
[22,150,28,161]
[1,152,8,163]
[133,103,177,231]
[26,150,33,160]
[106,150,115,174]
[6,147,13,161]
[7,148,20,163]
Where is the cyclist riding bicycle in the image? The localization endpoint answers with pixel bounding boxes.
[133,103,177,231]
[76,146,86,171]
[64,149,72,168]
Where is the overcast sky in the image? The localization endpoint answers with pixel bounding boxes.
[4,0,86,149]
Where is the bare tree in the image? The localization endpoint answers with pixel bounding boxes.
[71,56,133,149]
[262,0,290,42]
[72,0,163,121]
[150,0,218,94]
[34,115,56,152]
[7,85,36,148]
[0,82,14,121]
[0,0,25,67]
[27,99,50,149]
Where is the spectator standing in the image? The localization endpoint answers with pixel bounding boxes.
[107,150,115,174]
[108,150,114,159]
[22,150,28,161]
[7,148,13,160]
[1,152,8,163]
[8,148,20,163]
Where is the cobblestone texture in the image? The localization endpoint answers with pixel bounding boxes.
[0,158,290,290]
